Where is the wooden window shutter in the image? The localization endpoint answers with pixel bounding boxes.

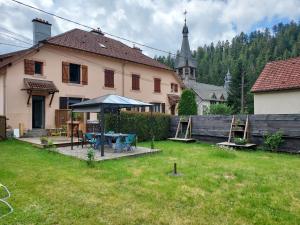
[59,97,68,109]
[24,59,34,75]
[175,84,178,92]
[161,103,165,113]
[81,65,88,85]
[105,69,114,88]
[111,70,114,87]
[154,78,161,93]
[132,74,140,90]
[62,62,70,83]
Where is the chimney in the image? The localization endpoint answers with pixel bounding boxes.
[32,18,52,45]
[91,28,104,35]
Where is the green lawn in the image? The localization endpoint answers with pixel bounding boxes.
[0,140,300,225]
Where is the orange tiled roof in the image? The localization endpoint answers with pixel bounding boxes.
[251,57,300,93]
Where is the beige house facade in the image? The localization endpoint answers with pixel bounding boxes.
[253,90,300,114]
[0,19,182,130]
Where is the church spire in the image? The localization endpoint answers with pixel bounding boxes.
[175,10,197,81]
[182,10,189,36]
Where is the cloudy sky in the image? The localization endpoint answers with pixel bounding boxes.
[1,0,300,56]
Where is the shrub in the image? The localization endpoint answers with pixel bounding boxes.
[87,148,95,166]
[105,111,171,141]
[40,136,48,144]
[46,140,57,153]
[178,89,197,115]
[205,103,233,115]
[263,131,284,152]
[233,137,247,145]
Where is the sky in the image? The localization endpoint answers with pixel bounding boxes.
[0,0,300,56]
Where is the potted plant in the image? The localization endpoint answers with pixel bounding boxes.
[40,136,48,145]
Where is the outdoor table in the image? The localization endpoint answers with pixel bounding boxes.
[93,133,129,150]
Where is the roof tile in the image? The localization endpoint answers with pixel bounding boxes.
[45,29,171,71]
[252,57,300,92]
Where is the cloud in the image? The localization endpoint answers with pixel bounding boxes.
[0,0,300,56]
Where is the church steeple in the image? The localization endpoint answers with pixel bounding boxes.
[224,69,231,91]
[182,10,189,36]
[175,10,197,81]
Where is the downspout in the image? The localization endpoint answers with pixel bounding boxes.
[3,67,7,116]
[122,62,125,96]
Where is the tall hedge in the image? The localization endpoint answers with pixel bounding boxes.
[105,111,171,141]
[205,103,233,115]
[178,89,198,115]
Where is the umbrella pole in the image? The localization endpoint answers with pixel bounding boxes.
[100,105,105,157]
[71,109,74,150]
[150,106,154,149]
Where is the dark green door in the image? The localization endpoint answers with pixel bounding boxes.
[32,96,45,129]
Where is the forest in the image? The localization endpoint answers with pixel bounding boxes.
[155,21,300,114]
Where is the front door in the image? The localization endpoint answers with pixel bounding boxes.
[32,96,45,129]
[171,105,176,115]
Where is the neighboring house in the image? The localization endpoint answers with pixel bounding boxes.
[251,57,300,114]
[175,18,229,115]
[0,18,182,130]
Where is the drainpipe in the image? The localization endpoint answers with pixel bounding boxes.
[122,62,125,96]
[3,70,7,116]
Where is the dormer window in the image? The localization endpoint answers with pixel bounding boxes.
[211,93,217,99]
[24,59,44,76]
[34,61,43,75]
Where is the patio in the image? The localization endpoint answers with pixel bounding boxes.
[17,136,160,161]
[56,145,160,161]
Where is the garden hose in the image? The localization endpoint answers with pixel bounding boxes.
[0,184,13,219]
[0,184,10,200]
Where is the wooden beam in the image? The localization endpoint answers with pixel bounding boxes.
[27,90,32,105]
[228,115,235,143]
[175,117,181,138]
[49,92,55,106]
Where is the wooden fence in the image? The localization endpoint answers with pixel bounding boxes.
[0,115,6,140]
[170,114,300,153]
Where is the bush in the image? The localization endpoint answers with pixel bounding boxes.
[205,103,233,115]
[233,137,247,145]
[87,148,95,166]
[263,131,284,151]
[105,111,171,141]
[178,89,197,115]
[45,139,57,153]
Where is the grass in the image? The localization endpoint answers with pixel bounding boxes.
[0,140,300,225]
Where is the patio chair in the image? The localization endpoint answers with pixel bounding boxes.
[77,130,84,148]
[85,133,96,149]
[125,134,136,151]
[61,125,67,137]
[114,136,125,152]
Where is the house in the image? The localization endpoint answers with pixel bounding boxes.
[251,57,300,114]
[174,18,229,115]
[0,18,182,131]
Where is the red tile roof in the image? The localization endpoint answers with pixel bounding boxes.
[251,57,300,93]
[45,29,171,71]
[22,78,59,93]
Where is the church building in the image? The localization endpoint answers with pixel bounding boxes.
[175,16,229,115]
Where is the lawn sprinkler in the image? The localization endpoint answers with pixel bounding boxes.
[0,184,13,219]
